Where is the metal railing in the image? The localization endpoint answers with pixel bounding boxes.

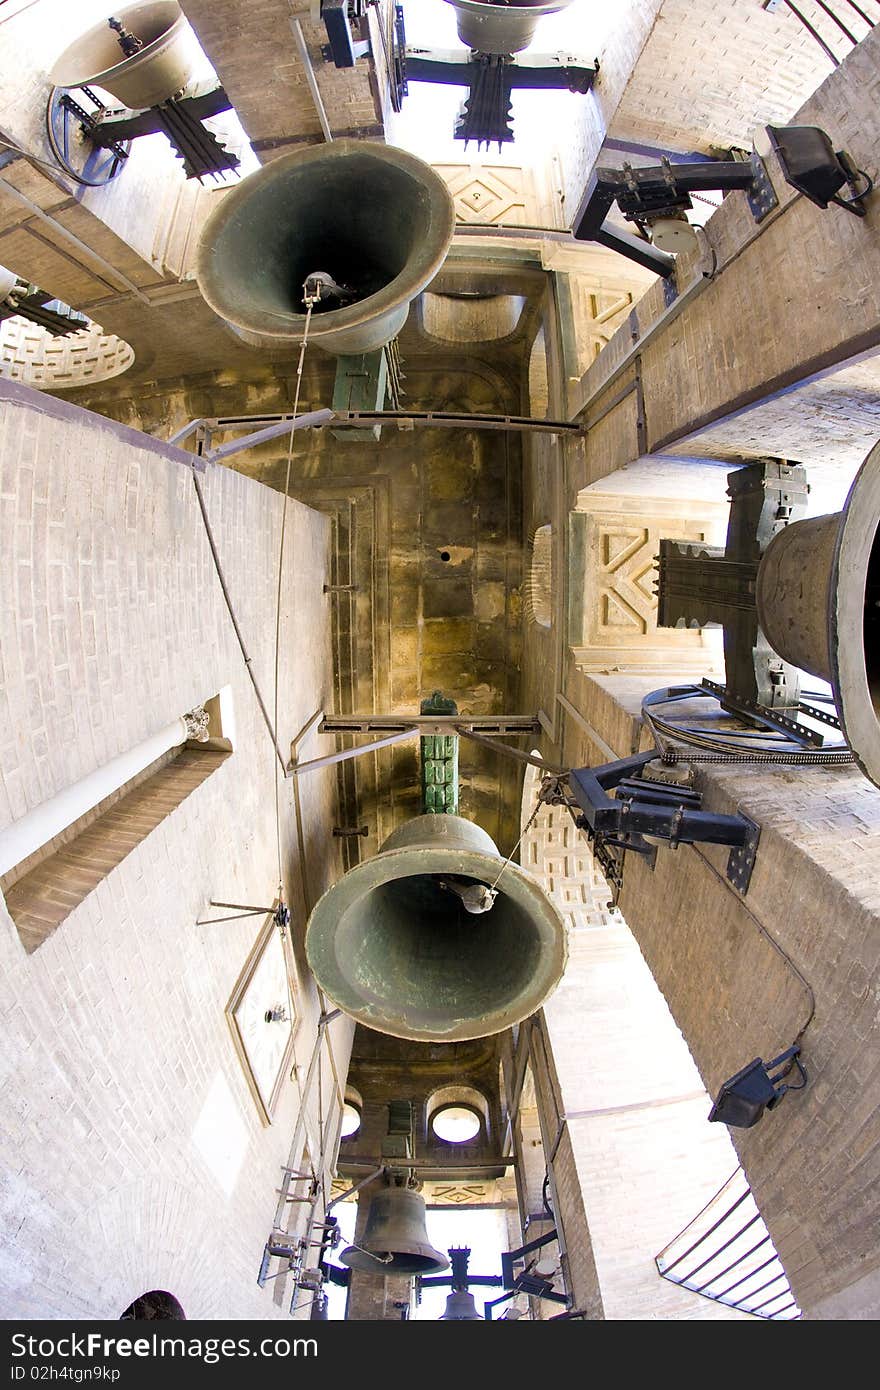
[777,0,879,67]
[655,1168,802,1319]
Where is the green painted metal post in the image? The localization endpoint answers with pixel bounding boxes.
[331,350,387,442]
[420,691,459,814]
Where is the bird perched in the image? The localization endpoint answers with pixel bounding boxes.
[436,877,498,915]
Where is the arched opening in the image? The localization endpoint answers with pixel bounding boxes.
[119,1290,186,1320]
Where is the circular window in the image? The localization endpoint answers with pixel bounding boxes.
[431,1105,481,1144]
[340,1102,361,1138]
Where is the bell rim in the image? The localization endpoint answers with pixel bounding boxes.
[194,139,455,345]
[443,0,572,16]
[305,843,568,1042]
[830,436,880,789]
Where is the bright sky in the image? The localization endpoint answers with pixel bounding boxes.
[323,1201,512,1321]
[390,0,614,165]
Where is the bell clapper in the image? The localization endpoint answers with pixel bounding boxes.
[108,17,144,59]
[435,876,498,914]
[302,271,355,310]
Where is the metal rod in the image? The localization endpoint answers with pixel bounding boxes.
[288,726,418,775]
[320,714,539,734]
[172,410,582,439]
[290,17,334,141]
[692,1235,771,1294]
[783,0,841,63]
[205,409,335,463]
[326,1165,386,1212]
[659,1189,753,1276]
[456,725,567,773]
[211,900,276,912]
[813,0,858,43]
[333,408,582,435]
[674,1212,762,1287]
[196,911,269,924]
[844,0,875,26]
[338,1159,517,1170]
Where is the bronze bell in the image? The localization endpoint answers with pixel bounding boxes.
[754,438,880,790]
[306,813,567,1042]
[195,139,455,356]
[440,1289,483,1320]
[442,0,574,55]
[339,1185,449,1277]
[49,3,195,111]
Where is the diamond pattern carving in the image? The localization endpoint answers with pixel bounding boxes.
[575,504,721,654]
[434,164,531,225]
[568,286,635,377]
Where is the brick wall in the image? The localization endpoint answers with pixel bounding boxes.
[611,0,838,154]
[0,379,355,1317]
[180,0,385,152]
[571,28,880,468]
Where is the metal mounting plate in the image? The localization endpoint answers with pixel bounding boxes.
[726,813,761,894]
[747,150,779,223]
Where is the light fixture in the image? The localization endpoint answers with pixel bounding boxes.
[708,1045,807,1129]
[766,124,872,216]
[647,214,700,256]
[572,122,872,277]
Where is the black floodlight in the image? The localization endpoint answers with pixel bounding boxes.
[766,125,871,216]
[709,1045,807,1128]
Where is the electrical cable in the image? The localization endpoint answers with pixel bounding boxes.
[191,468,288,772]
[0,134,81,178]
[694,222,718,280]
[641,694,854,765]
[690,844,815,1045]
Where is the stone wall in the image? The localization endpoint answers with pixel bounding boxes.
[548,668,880,1318]
[571,28,880,474]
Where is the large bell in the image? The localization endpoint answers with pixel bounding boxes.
[755,437,880,789]
[305,813,567,1042]
[49,3,195,111]
[194,140,455,356]
[339,1185,449,1276]
[443,0,574,56]
[440,1290,483,1320]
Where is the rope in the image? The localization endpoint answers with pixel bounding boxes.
[489,795,545,892]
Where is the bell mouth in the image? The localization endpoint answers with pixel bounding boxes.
[305,844,566,1042]
[195,139,455,345]
[339,1249,447,1275]
[830,437,880,789]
